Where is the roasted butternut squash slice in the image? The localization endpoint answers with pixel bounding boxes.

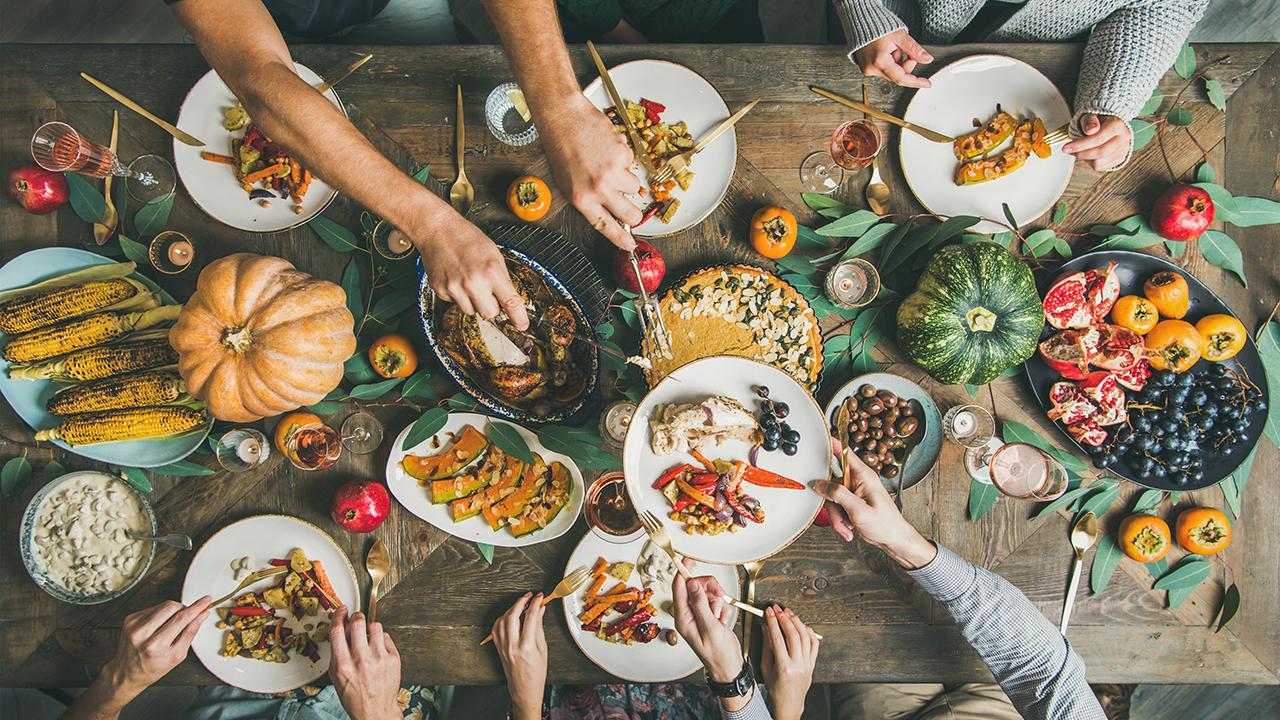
[451,452,524,521]
[510,461,572,537]
[954,120,1034,186]
[401,424,489,481]
[486,454,548,529]
[430,444,504,502]
[953,109,1017,160]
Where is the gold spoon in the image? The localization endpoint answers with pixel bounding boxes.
[448,84,474,215]
[861,83,890,215]
[741,559,765,656]
[92,111,120,245]
[1059,511,1100,634]
[366,538,389,623]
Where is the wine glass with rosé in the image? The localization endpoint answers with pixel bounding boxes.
[988,442,1069,501]
[798,118,883,194]
[31,122,174,203]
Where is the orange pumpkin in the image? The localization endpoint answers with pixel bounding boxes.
[749,207,797,259]
[170,253,356,422]
[1118,513,1171,562]
[1146,319,1202,373]
[507,176,551,221]
[1175,507,1232,555]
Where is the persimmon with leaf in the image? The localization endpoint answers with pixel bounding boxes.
[368,333,418,379]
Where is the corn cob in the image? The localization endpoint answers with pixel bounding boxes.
[0,278,146,335]
[47,370,185,415]
[35,405,207,445]
[8,337,178,382]
[2,303,178,364]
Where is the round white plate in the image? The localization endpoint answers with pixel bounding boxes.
[181,515,359,694]
[822,372,943,494]
[562,530,739,682]
[623,356,826,564]
[583,59,736,237]
[899,54,1074,234]
[384,412,585,548]
[0,247,211,467]
[173,63,340,232]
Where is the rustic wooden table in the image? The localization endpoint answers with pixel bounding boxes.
[2,42,1278,688]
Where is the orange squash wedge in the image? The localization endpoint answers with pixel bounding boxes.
[402,425,488,481]
[510,461,572,537]
[451,452,523,521]
[487,454,548,529]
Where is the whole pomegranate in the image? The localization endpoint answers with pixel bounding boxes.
[612,240,665,294]
[331,480,391,533]
[1150,184,1214,241]
[7,164,68,215]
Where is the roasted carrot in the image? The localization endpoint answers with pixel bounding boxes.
[579,600,614,625]
[590,557,609,576]
[583,574,606,603]
[242,162,288,186]
[308,561,340,609]
[200,151,236,165]
[290,159,302,186]
[592,590,640,604]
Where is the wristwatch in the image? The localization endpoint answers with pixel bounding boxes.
[705,660,756,698]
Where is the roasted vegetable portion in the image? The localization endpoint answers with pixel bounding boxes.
[0,262,151,334]
[215,549,334,665]
[46,370,185,415]
[2,304,177,363]
[955,119,1035,186]
[35,405,206,445]
[953,109,1017,160]
[9,337,179,382]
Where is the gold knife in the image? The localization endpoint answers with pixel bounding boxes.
[809,85,953,144]
[81,72,205,147]
[586,41,658,179]
[313,53,373,96]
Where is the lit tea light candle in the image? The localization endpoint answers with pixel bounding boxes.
[386,229,412,255]
[951,409,976,437]
[599,401,637,445]
[166,239,194,267]
[236,435,262,463]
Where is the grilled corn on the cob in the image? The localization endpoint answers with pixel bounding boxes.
[8,337,178,382]
[2,303,178,364]
[47,370,185,415]
[35,405,207,445]
[0,277,151,335]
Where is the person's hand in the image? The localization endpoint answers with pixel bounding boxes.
[101,597,212,702]
[672,559,743,683]
[814,438,938,569]
[412,219,530,330]
[760,605,819,720]
[328,606,401,720]
[853,29,934,89]
[1063,114,1132,172]
[492,592,548,720]
[538,95,644,251]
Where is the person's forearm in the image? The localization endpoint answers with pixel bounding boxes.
[832,0,906,53]
[58,662,138,720]
[482,0,585,125]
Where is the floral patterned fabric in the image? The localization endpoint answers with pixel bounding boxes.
[547,683,721,720]
[186,684,438,720]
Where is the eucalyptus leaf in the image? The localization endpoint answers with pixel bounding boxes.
[1023,228,1057,257]
[370,291,418,323]
[1166,240,1187,258]
[341,258,363,332]
[412,164,431,184]
[1174,42,1196,79]
[1139,90,1166,116]
[795,225,829,249]
[401,407,448,450]
[118,234,151,265]
[1166,107,1194,126]
[817,207,848,219]
[1051,201,1067,225]
[993,230,1013,245]
[1031,484,1094,520]
[1077,480,1122,518]
[1153,556,1211,592]
[120,466,152,493]
[1001,203,1019,231]
[1221,446,1256,518]
[965,384,980,399]
[1,457,32,500]
[344,352,380,384]
[65,173,106,224]
[1204,78,1226,111]
[815,209,879,238]
[344,377,405,400]
[1053,236,1073,258]
[840,222,899,260]
[1089,534,1122,595]
[310,216,362,252]
[1147,557,1169,581]
[775,253,822,278]
[401,369,436,399]
[1130,119,1156,150]
[877,221,913,265]
[1132,489,1166,512]
[306,401,346,415]
[1196,162,1216,183]
[476,542,495,565]
[1199,230,1247,287]
[488,421,534,464]
[1230,196,1280,226]
[42,460,66,483]
[967,479,1000,521]
[802,192,851,212]
[1214,582,1240,632]
[134,194,175,238]
[1257,321,1280,447]
[150,459,214,476]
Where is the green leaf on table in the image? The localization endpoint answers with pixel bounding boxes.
[150,459,214,476]
[1230,196,1280,226]
[65,173,106,224]
[815,209,879,238]
[1023,228,1058,257]
[341,258,363,332]
[1,457,33,500]
[817,207,848,219]
[1130,119,1156,150]
[795,225,829,250]
[840,221,899,260]
[802,192,851,213]
[1053,236,1073,258]
[118,234,151,265]
[1090,534,1122,595]
[1153,555,1211,592]
[992,230,1013,245]
[967,479,1000,521]
[120,466,152,493]
[1191,182,1238,218]
[310,216,362,252]
[1199,230,1247,287]
[133,193,174,239]
[344,353,378,384]
[1140,90,1166,116]
[1166,240,1187,258]
[964,384,980,399]
[306,401,346,415]
[1051,201,1068,225]
[1031,484,1095,520]
[42,460,66,483]
[1132,488,1166,513]
[1257,321,1280,447]
[488,421,534,464]
[1146,556,1169,581]
[111,174,129,235]
[960,233,989,243]
[1090,219,1139,238]
[412,164,431,184]
[401,369,436,399]
[1204,78,1226,111]
[1166,107,1194,126]
[876,221,913,265]
[1001,203,1019,231]
[999,365,1021,378]
[344,377,405,400]
[401,407,449,450]
[476,542,495,565]
[616,300,639,330]
[370,291,418,324]
[1196,162,1216,184]
[1174,42,1196,79]
[1077,479,1122,518]
[1214,583,1240,632]
[1221,445,1256,518]
[775,253,822,279]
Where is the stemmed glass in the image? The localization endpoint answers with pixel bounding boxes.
[31,121,174,203]
[989,442,1069,501]
[282,413,385,470]
[340,411,384,454]
[799,118,882,194]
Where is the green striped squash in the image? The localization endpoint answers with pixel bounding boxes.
[896,242,1043,385]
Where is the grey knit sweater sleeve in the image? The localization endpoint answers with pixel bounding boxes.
[832,0,909,54]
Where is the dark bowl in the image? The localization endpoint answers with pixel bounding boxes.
[1024,250,1268,491]
[418,245,601,426]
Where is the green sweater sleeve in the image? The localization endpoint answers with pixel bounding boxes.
[558,0,626,37]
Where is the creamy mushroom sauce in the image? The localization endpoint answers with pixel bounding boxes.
[32,474,149,596]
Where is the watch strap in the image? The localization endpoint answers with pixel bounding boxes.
[705,660,755,698]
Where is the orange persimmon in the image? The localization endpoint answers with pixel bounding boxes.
[368,334,418,379]
[1146,320,1203,373]
[1143,271,1190,319]
[1118,513,1171,562]
[749,206,797,259]
[274,411,324,463]
[1195,314,1246,362]
[1111,295,1159,335]
[1175,507,1231,555]
[507,176,551,221]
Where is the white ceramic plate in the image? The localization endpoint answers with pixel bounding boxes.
[181,515,360,694]
[384,412,585,548]
[899,54,1074,233]
[173,63,340,232]
[583,59,736,237]
[822,373,943,494]
[0,247,211,467]
[562,530,739,682]
[622,356,826,564]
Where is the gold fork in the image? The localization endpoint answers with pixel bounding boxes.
[480,564,595,645]
[210,565,289,608]
[1044,122,1071,146]
[651,99,759,186]
[638,510,767,620]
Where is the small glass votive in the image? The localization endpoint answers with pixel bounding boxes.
[215,428,270,472]
[371,219,415,261]
[824,257,880,308]
[149,230,196,275]
[943,404,996,448]
[597,401,637,448]
[485,82,538,146]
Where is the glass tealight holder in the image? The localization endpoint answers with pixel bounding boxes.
[943,404,996,448]
[371,218,415,261]
[149,230,196,275]
[824,257,880,308]
[215,429,271,472]
[485,82,538,146]
[597,401,637,449]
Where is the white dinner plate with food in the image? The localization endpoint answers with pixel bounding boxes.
[385,412,585,548]
[583,59,736,237]
[899,54,1074,233]
[623,356,826,565]
[173,63,340,232]
[563,529,739,682]
[181,514,359,694]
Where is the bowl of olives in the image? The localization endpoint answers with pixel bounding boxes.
[823,372,943,493]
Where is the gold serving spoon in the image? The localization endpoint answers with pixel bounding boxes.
[860,83,891,215]
[1059,512,1100,634]
[449,84,474,215]
[93,111,120,245]
[366,538,389,624]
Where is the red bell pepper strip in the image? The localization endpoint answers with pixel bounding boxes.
[726,493,761,523]
[725,462,747,494]
[228,606,272,617]
[268,558,289,566]
[604,609,653,636]
[689,448,717,472]
[640,98,666,113]
[672,494,696,513]
[653,463,693,489]
[637,201,664,226]
[675,476,717,508]
[740,465,805,490]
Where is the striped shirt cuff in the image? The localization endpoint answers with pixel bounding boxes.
[905,544,978,602]
[722,688,772,720]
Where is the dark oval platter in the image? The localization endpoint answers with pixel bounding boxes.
[1023,249,1269,492]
